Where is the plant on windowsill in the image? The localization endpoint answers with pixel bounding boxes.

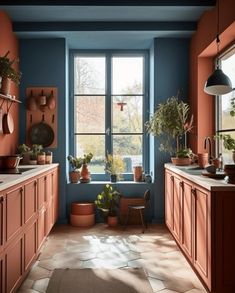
[94,184,121,227]
[0,51,22,95]
[67,155,83,183]
[216,134,235,163]
[80,152,93,183]
[105,153,125,182]
[145,91,194,166]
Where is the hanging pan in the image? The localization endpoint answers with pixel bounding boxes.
[28,114,54,147]
[3,103,14,134]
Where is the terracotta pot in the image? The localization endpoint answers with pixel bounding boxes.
[197,153,208,168]
[233,151,235,163]
[171,157,191,166]
[107,215,118,227]
[37,153,46,165]
[69,170,80,183]
[0,77,11,95]
[81,164,90,180]
[70,214,95,227]
[71,202,95,215]
[133,166,143,182]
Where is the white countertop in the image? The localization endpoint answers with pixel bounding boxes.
[165,163,235,191]
[0,163,59,192]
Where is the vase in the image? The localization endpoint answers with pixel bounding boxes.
[69,171,80,183]
[0,77,11,95]
[133,166,143,182]
[110,174,117,183]
[81,164,90,180]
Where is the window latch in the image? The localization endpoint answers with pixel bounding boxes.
[106,127,110,135]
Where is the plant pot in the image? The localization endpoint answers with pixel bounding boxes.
[0,77,11,95]
[233,151,235,163]
[133,166,143,182]
[69,171,80,183]
[171,157,191,166]
[107,215,118,227]
[81,164,90,180]
[110,174,117,183]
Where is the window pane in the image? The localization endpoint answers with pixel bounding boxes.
[113,135,142,172]
[112,57,143,94]
[75,96,105,133]
[74,56,105,94]
[75,135,105,173]
[112,95,143,133]
[217,132,235,164]
[218,95,235,130]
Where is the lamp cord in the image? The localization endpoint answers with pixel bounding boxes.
[216,0,220,68]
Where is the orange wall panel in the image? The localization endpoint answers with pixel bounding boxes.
[189,0,235,153]
[0,11,19,155]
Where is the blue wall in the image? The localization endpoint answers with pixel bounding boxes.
[19,37,189,224]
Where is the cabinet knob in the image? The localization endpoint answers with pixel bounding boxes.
[0,197,4,203]
[170,175,174,181]
[191,188,196,195]
[179,181,183,187]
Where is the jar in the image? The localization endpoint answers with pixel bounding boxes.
[37,152,46,165]
[46,152,53,164]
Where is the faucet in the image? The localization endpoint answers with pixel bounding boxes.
[204,136,213,164]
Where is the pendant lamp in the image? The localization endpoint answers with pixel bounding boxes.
[204,0,233,95]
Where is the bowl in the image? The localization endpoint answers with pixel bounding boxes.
[0,155,22,169]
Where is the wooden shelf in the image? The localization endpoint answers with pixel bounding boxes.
[0,93,22,104]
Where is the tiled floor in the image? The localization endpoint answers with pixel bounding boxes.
[18,224,207,293]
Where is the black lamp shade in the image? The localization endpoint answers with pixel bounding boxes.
[204,68,233,95]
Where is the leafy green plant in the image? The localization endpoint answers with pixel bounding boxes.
[81,152,93,164]
[31,144,43,155]
[230,96,235,117]
[176,148,193,158]
[17,144,31,155]
[94,184,121,216]
[0,51,21,84]
[145,91,193,156]
[216,134,235,151]
[105,153,125,180]
[67,155,83,171]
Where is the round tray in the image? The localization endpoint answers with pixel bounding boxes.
[201,171,226,179]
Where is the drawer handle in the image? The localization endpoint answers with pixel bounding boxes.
[179,181,183,187]
[191,188,196,195]
[170,176,174,181]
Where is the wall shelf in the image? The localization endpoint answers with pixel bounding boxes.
[0,93,22,104]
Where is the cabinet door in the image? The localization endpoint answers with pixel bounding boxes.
[45,200,53,235]
[24,222,37,272]
[37,208,46,250]
[0,195,5,252]
[193,185,211,289]
[24,180,37,225]
[38,176,46,211]
[181,179,193,261]
[165,170,174,231]
[172,175,181,243]
[5,237,23,293]
[0,254,4,293]
[46,173,52,203]
[6,186,23,243]
[52,170,59,224]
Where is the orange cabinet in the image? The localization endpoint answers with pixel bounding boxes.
[165,170,173,231]
[0,165,59,293]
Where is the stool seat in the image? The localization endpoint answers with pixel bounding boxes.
[128,205,145,210]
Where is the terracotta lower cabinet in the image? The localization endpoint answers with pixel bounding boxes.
[0,166,58,293]
[165,167,235,293]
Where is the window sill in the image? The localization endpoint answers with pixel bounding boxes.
[67,180,154,185]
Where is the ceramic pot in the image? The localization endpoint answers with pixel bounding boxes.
[110,174,117,183]
[81,164,90,180]
[197,153,209,168]
[107,215,118,227]
[171,157,191,166]
[37,153,46,165]
[69,171,80,183]
[0,77,10,95]
[133,166,143,182]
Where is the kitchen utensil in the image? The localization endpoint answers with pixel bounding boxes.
[38,90,47,105]
[47,90,56,110]
[28,114,54,147]
[0,155,22,169]
[26,90,37,111]
[3,111,14,134]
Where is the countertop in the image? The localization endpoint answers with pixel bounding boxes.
[0,163,59,192]
[165,163,235,191]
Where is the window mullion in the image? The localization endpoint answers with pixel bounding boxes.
[106,53,112,155]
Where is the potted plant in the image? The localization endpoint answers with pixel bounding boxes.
[94,184,121,227]
[29,144,43,165]
[0,51,21,95]
[105,153,125,182]
[145,91,194,166]
[67,155,83,183]
[80,152,93,182]
[17,143,31,164]
[216,134,235,163]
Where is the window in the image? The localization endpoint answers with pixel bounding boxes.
[71,51,148,179]
[216,46,235,163]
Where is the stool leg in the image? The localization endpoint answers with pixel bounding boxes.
[140,209,145,233]
[124,207,130,230]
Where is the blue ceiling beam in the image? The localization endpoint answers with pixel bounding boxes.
[1,0,216,6]
[13,21,196,32]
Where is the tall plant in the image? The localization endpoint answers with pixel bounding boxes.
[145,92,193,155]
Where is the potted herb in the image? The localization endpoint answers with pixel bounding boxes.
[216,134,235,163]
[67,155,83,183]
[17,144,31,164]
[80,152,93,183]
[94,184,121,226]
[29,144,43,165]
[0,51,21,95]
[145,91,194,165]
[105,153,125,182]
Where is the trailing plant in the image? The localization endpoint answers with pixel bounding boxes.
[0,51,21,84]
[94,184,121,216]
[145,91,193,156]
